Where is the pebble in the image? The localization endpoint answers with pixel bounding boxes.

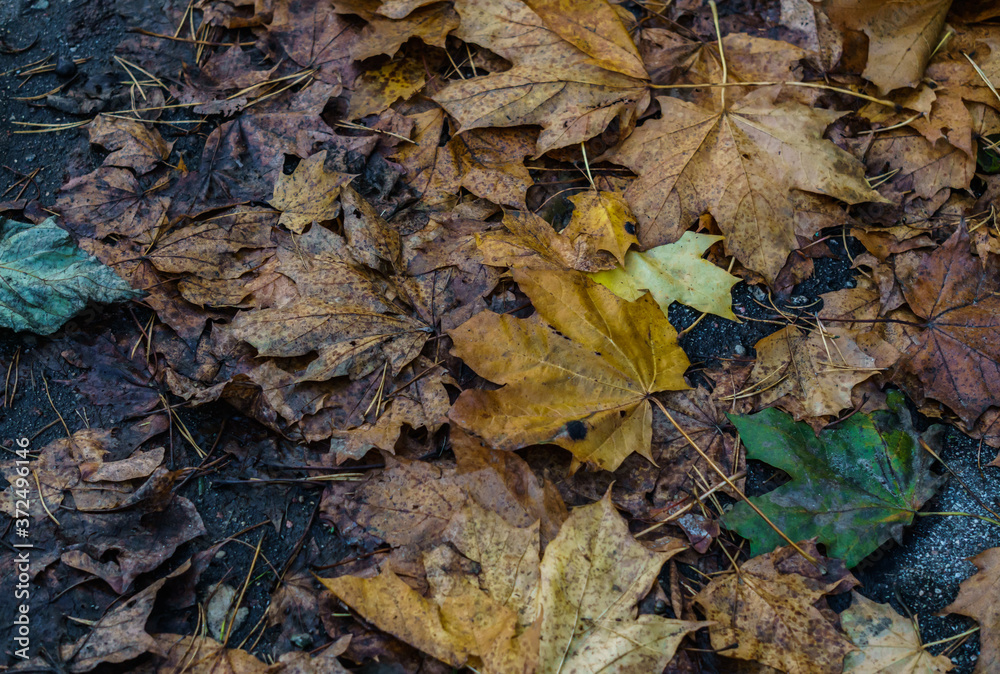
[54,57,77,79]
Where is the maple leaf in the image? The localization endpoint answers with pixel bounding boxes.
[522,0,648,80]
[348,57,426,119]
[841,592,953,673]
[694,541,858,674]
[895,225,1000,426]
[0,217,142,335]
[822,0,952,95]
[231,298,430,382]
[269,0,360,84]
[745,325,878,419]
[562,190,639,266]
[725,390,944,567]
[55,167,171,239]
[590,231,738,320]
[942,546,1000,673]
[478,210,620,272]
[321,493,706,674]
[432,0,648,156]
[270,150,354,233]
[604,87,884,282]
[351,3,460,60]
[448,268,689,471]
[87,115,173,174]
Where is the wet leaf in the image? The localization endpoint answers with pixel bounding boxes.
[694,541,858,673]
[270,151,354,233]
[841,592,953,673]
[605,87,884,281]
[432,0,648,155]
[745,325,878,419]
[895,225,1000,425]
[449,268,689,471]
[590,231,738,320]
[0,217,142,335]
[942,546,1000,673]
[348,58,427,118]
[724,390,944,566]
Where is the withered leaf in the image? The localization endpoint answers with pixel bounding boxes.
[477,210,618,272]
[605,87,884,281]
[88,115,173,174]
[694,542,858,673]
[841,592,953,673]
[231,297,430,382]
[270,151,354,233]
[746,325,878,419]
[348,57,426,119]
[449,268,689,471]
[522,0,647,80]
[432,0,648,156]
[942,546,1000,674]
[896,225,1000,425]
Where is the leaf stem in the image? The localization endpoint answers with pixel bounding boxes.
[917,511,1000,528]
[708,1,727,109]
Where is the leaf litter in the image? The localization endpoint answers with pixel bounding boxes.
[2,0,1000,672]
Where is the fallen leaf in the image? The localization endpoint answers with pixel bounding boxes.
[270,151,354,233]
[321,493,704,673]
[605,87,883,281]
[942,546,1000,674]
[536,493,708,674]
[895,225,1000,425]
[694,541,858,673]
[348,58,426,118]
[432,0,648,156]
[841,592,953,673]
[0,217,141,335]
[88,115,173,174]
[270,0,360,84]
[55,167,171,239]
[60,577,167,672]
[562,190,639,266]
[745,325,878,419]
[352,3,460,60]
[725,390,944,566]
[823,0,952,94]
[590,231,739,320]
[522,0,647,80]
[231,297,430,382]
[477,210,619,272]
[449,268,689,471]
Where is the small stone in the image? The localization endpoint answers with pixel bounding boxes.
[789,295,808,306]
[215,550,226,559]
[733,344,746,356]
[54,57,77,79]
[286,520,294,529]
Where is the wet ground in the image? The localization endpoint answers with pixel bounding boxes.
[1,0,997,672]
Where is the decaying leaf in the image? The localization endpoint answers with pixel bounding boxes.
[942,546,1000,674]
[0,217,142,335]
[745,325,878,419]
[270,151,355,233]
[432,0,648,156]
[590,231,739,320]
[605,87,884,281]
[694,541,858,673]
[725,390,944,566]
[896,225,1000,426]
[321,493,705,673]
[841,592,953,673]
[449,268,689,471]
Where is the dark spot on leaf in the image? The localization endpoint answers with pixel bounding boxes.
[624,222,636,235]
[566,420,587,440]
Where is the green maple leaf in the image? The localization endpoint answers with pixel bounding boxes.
[0,217,141,335]
[589,232,739,320]
[724,391,944,567]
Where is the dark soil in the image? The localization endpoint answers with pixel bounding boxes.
[1,0,997,672]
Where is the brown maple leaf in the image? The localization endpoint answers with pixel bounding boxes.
[694,541,859,674]
[942,546,1000,674]
[432,0,648,156]
[604,86,884,282]
[895,225,1000,426]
